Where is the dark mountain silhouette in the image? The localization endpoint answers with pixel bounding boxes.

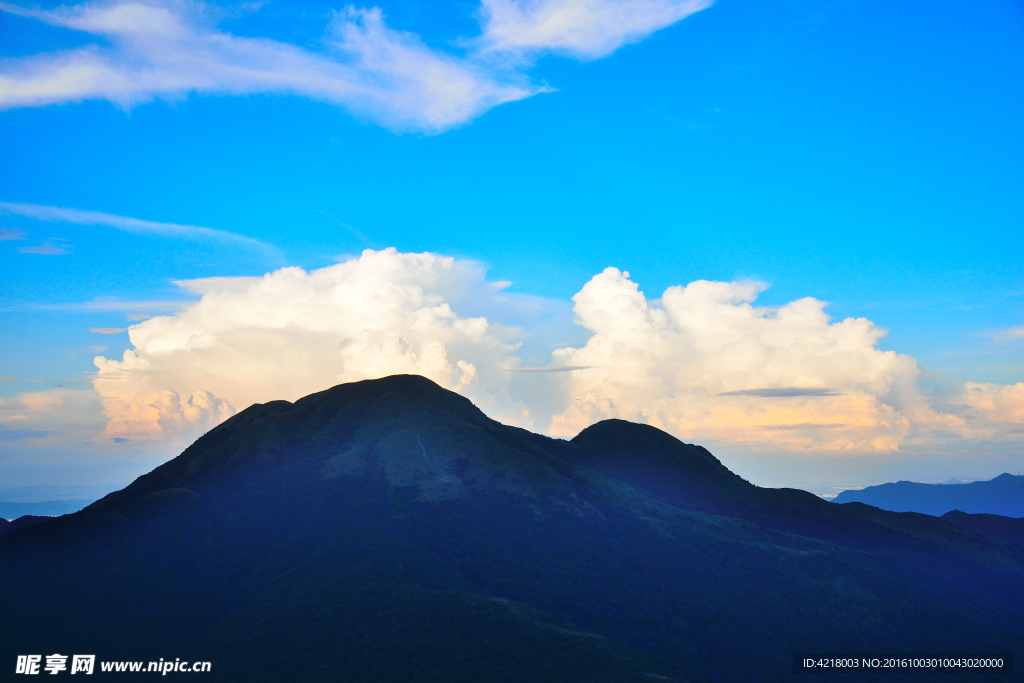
[0,514,49,536]
[1,375,1022,682]
[833,473,1024,516]
[942,510,1024,549]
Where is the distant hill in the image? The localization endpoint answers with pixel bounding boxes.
[942,510,1024,549]
[2,375,1022,682]
[0,483,117,518]
[0,515,50,536]
[833,474,1024,516]
[0,499,94,519]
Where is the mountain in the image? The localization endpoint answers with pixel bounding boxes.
[0,515,49,536]
[833,474,1024,516]
[1,375,1022,682]
[942,510,1024,550]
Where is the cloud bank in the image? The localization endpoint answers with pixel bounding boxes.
[0,387,107,449]
[547,268,1013,453]
[962,382,1024,439]
[93,248,527,444]
[86,251,1024,460]
[0,0,711,131]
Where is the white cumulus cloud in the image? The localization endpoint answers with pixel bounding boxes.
[962,382,1024,441]
[548,268,965,452]
[83,254,1023,459]
[92,248,529,443]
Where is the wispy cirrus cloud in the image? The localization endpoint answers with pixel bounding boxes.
[0,0,712,132]
[0,201,273,253]
[986,325,1024,342]
[10,298,195,313]
[478,0,711,59]
[0,228,26,240]
[0,1,534,131]
[18,237,72,255]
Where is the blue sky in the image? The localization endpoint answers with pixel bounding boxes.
[1,0,1022,493]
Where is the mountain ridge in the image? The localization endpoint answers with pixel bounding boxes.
[2,375,1022,682]
[942,510,1024,550]
[834,474,1024,516]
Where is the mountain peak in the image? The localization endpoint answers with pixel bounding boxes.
[88,375,554,515]
[556,417,752,514]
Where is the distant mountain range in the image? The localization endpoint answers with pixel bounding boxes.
[0,483,118,519]
[1,375,1021,682]
[833,474,1024,517]
[0,499,95,519]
